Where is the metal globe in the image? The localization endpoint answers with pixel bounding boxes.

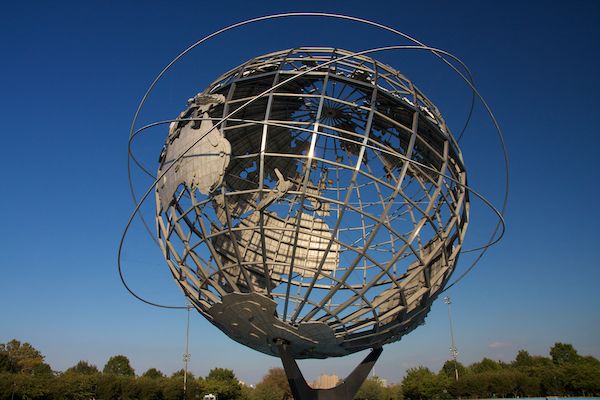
[155,47,469,359]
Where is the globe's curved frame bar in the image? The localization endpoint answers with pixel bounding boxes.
[120,14,508,311]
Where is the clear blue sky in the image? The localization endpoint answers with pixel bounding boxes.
[1,0,599,385]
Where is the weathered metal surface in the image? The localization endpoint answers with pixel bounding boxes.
[157,94,230,209]
[208,292,345,358]
[213,209,339,287]
[155,48,469,358]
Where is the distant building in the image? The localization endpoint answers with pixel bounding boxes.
[312,374,339,389]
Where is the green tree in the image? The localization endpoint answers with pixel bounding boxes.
[143,367,166,379]
[580,355,600,368]
[402,367,448,400]
[512,349,552,370]
[550,342,580,365]
[455,372,487,398]
[0,374,18,399]
[0,340,52,375]
[253,380,284,400]
[207,368,237,382]
[564,362,600,396]
[65,360,99,375]
[162,376,185,400]
[0,352,18,373]
[103,354,135,376]
[171,368,195,381]
[485,370,520,398]
[51,372,98,400]
[253,368,291,400]
[439,360,465,380]
[162,375,203,400]
[469,357,503,374]
[240,384,255,400]
[385,383,403,400]
[204,368,241,400]
[514,369,541,397]
[513,350,534,367]
[355,376,386,400]
[538,364,567,396]
[0,373,53,399]
[95,373,122,399]
[137,376,166,400]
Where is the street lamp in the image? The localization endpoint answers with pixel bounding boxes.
[443,296,459,381]
[183,302,191,398]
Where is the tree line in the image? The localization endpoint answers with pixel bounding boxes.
[1,339,599,400]
[399,342,600,399]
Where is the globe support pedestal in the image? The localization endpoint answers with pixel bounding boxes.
[277,341,383,400]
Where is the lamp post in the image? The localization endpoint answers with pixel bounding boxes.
[443,296,459,381]
[183,302,191,398]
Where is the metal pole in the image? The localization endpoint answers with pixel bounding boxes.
[183,302,191,398]
[443,296,459,381]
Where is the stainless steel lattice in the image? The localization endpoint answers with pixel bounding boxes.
[154,48,469,358]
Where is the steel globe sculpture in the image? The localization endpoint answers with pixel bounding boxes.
[156,47,468,359]
[121,13,506,400]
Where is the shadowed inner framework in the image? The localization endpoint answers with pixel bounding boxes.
[155,47,469,358]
